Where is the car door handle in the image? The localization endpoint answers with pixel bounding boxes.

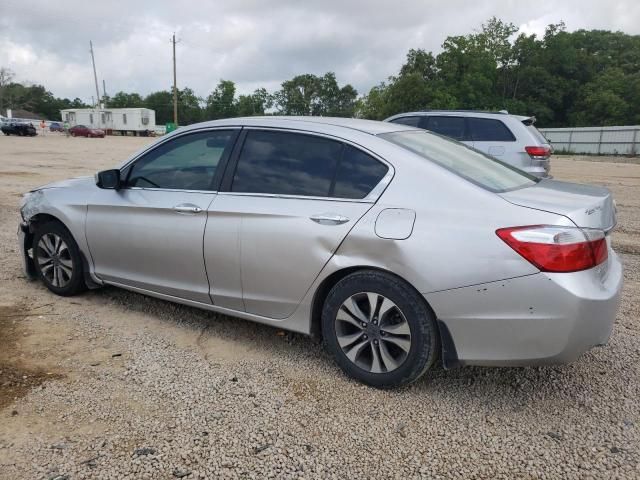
[309,213,350,225]
[173,204,203,214]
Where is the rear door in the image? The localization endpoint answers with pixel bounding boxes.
[423,116,473,148]
[204,129,390,318]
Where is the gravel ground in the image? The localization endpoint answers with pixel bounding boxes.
[0,134,638,479]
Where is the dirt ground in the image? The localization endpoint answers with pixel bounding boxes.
[0,134,638,479]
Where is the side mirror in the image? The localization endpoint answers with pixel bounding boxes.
[96,169,121,189]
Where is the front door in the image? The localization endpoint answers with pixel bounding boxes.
[204,129,390,319]
[86,128,238,303]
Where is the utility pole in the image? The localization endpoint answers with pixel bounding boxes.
[102,79,107,107]
[89,41,101,107]
[172,33,180,125]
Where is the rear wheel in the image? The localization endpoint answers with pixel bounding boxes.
[32,222,86,296]
[322,270,438,388]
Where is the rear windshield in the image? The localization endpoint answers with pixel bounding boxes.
[380,130,538,193]
[526,124,549,145]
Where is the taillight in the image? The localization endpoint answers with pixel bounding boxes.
[496,225,608,273]
[525,146,551,158]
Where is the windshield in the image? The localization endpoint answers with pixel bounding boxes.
[380,130,538,193]
[526,124,549,145]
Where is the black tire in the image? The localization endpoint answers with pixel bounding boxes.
[32,221,87,296]
[322,270,439,388]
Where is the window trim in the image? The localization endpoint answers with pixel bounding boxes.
[218,127,394,203]
[120,127,240,193]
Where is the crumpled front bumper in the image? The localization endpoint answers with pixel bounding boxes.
[18,222,37,280]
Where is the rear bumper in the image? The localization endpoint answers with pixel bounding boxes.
[524,165,551,178]
[425,250,622,367]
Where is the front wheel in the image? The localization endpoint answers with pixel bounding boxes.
[32,221,87,296]
[322,270,439,388]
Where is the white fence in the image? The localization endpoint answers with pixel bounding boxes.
[539,126,640,155]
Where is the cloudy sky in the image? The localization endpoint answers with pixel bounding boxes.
[1,0,639,102]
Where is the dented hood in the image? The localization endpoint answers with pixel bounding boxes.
[499,179,616,231]
[31,176,94,191]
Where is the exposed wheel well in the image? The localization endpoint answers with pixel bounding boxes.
[25,213,100,289]
[28,213,66,233]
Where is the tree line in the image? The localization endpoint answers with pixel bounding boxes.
[1,18,639,127]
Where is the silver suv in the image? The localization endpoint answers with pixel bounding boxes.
[385,111,552,177]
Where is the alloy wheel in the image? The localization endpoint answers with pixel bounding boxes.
[335,292,412,373]
[36,233,73,287]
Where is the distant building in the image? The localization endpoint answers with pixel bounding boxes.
[60,107,157,135]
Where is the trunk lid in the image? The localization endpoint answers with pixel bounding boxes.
[499,179,616,231]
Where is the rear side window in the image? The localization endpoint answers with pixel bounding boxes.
[231,130,341,196]
[468,118,515,142]
[425,116,466,140]
[332,145,389,199]
[390,116,421,127]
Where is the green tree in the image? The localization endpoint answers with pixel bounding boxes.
[144,90,173,125]
[177,88,203,124]
[236,88,273,116]
[274,74,320,115]
[205,80,237,119]
[109,91,145,108]
[274,72,357,116]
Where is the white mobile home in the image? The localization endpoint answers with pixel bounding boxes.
[60,108,156,135]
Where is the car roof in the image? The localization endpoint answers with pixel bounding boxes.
[179,116,415,136]
[385,111,533,122]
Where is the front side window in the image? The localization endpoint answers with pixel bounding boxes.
[127,130,234,190]
[468,118,516,142]
[332,145,389,199]
[231,130,342,197]
[425,116,466,140]
[380,130,537,193]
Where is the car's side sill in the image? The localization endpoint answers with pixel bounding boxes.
[103,281,310,334]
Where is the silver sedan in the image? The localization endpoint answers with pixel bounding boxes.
[18,117,622,388]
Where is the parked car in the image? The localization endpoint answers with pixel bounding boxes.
[2,122,37,136]
[69,125,105,138]
[49,122,64,132]
[18,117,621,388]
[385,110,552,178]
